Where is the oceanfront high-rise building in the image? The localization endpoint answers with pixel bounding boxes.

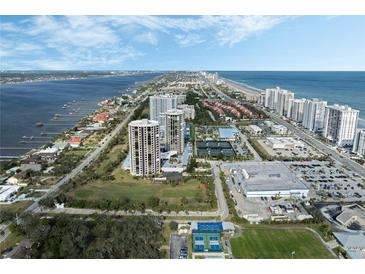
[352,129,365,157]
[264,87,293,116]
[289,98,306,123]
[323,104,359,147]
[128,119,160,176]
[302,98,327,132]
[277,89,294,117]
[165,109,185,154]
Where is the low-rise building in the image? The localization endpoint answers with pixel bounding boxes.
[266,137,305,150]
[246,125,263,136]
[93,112,110,123]
[20,155,44,172]
[7,172,26,186]
[336,204,365,229]
[0,185,20,202]
[333,232,365,259]
[67,137,82,148]
[271,124,288,135]
[232,162,309,198]
[37,147,59,162]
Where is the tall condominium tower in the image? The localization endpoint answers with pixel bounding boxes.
[264,87,293,116]
[165,109,185,155]
[302,98,327,132]
[149,94,178,126]
[323,104,359,147]
[352,129,365,157]
[289,98,306,123]
[128,119,160,176]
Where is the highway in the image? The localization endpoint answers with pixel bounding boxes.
[211,80,365,177]
[25,107,137,213]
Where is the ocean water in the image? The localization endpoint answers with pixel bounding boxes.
[0,73,161,159]
[217,71,365,127]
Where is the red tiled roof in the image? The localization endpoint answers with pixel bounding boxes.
[67,137,81,143]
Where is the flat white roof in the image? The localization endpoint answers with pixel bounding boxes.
[129,119,159,127]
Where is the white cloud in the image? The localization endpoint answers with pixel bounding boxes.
[175,33,205,47]
[0,15,289,69]
[134,32,158,45]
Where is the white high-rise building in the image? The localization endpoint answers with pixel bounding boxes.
[277,89,294,117]
[323,104,359,147]
[352,129,365,157]
[302,98,327,132]
[128,119,160,176]
[165,109,185,155]
[264,87,293,116]
[289,98,306,123]
[177,104,195,120]
[149,94,186,128]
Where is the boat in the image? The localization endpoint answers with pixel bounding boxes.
[35,122,44,127]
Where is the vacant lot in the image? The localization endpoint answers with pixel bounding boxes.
[230,228,334,259]
[67,168,214,211]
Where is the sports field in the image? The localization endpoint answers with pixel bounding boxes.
[230,228,334,259]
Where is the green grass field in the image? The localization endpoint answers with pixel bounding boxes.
[230,228,334,259]
[68,168,213,211]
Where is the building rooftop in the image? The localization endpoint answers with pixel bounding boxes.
[165,109,184,116]
[333,232,365,250]
[218,127,239,139]
[327,104,359,112]
[129,119,159,127]
[231,162,308,192]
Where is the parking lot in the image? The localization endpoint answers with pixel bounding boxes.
[287,160,365,202]
[257,137,322,159]
[170,235,188,259]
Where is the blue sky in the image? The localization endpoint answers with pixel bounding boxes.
[0,16,364,70]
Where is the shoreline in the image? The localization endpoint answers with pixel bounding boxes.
[0,75,156,162]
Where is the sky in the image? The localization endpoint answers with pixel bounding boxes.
[0,15,364,71]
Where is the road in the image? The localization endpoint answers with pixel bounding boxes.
[211,80,365,178]
[210,161,229,220]
[25,108,137,213]
[40,207,221,218]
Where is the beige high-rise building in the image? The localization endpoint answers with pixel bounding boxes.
[165,109,185,155]
[128,119,160,176]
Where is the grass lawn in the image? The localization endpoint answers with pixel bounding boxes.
[0,201,32,213]
[230,228,334,259]
[68,168,214,211]
[0,232,23,254]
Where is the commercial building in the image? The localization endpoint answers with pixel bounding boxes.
[333,232,365,259]
[177,104,195,120]
[20,155,44,172]
[352,129,365,157]
[165,109,185,155]
[270,124,288,135]
[246,125,263,136]
[128,119,161,176]
[323,104,359,147]
[232,162,309,198]
[335,204,365,229]
[302,98,327,132]
[266,137,305,150]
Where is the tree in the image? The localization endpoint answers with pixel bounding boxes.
[169,221,178,231]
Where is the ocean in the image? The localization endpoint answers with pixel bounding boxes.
[0,73,161,159]
[217,71,365,127]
